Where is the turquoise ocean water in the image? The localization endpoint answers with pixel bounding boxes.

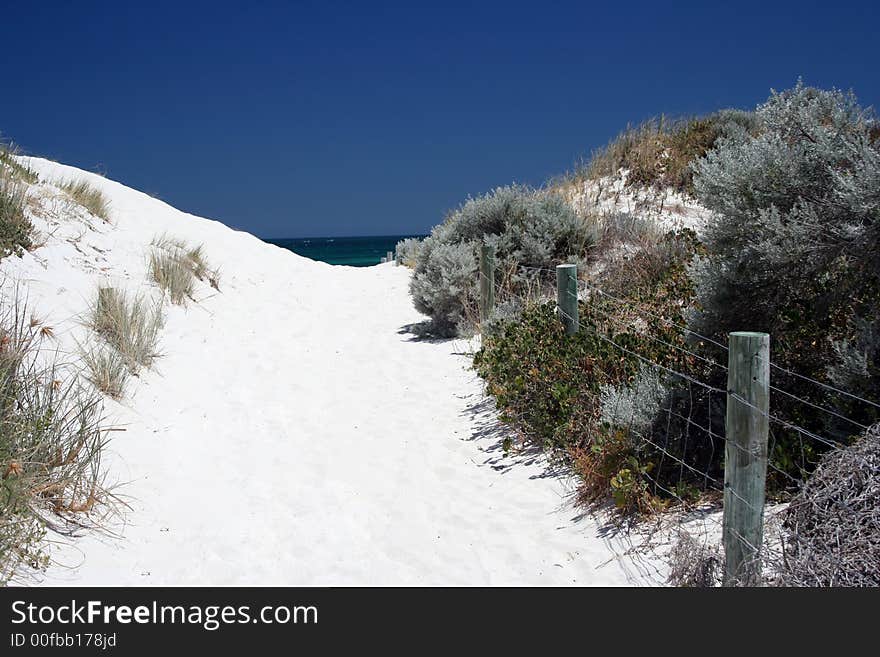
[264,235,425,267]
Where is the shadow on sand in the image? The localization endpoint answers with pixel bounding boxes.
[460,395,567,481]
[397,321,456,344]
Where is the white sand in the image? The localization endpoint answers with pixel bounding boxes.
[1,157,663,586]
[557,170,710,233]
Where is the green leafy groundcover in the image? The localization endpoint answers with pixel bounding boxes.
[474,231,716,513]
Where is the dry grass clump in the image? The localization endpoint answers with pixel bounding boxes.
[0,141,38,185]
[60,179,110,221]
[772,424,880,587]
[80,345,129,399]
[89,286,163,371]
[586,118,671,184]
[0,159,32,258]
[666,532,721,587]
[579,111,756,194]
[1,293,111,583]
[151,233,187,252]
[150,233,220,304]
[149,250,195,304]
[83,286,164,397]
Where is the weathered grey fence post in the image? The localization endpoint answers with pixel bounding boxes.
[723,331,770,586]
[386,251,393,263]
[556,264,578,335]
[479,245,495,323]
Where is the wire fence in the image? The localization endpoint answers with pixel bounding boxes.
[470,256,878,586]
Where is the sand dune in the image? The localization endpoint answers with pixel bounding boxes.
[1,157,660,585]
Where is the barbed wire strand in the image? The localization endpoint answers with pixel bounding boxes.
[559,304,847,453]
[567,287,729,372]
[511,264,880,409]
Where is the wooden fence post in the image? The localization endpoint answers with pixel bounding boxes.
[386,251,393,264]
[556,264,578,335]
[479,245,495,323]
[723,331,770,586]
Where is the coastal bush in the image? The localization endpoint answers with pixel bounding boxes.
[60,179,110,221]
[474,229,710,512]
[88,286,164,373]
[1,293,110,583]
[410,241,478,335]
[0,160,32,258]
[410,185,594,335]
[583,110,757,193]
[466,82,879,519]
[691,82,880,483]
[394,237,422,268]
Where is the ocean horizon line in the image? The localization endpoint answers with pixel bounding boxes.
[262,234,427,266]
[261,233,428,241]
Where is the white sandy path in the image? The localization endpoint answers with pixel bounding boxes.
[3,157,662,586]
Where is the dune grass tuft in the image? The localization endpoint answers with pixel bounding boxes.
[0,141,38,185]
[88,286,164,372]
[1,292,111,583]
[60,179,110,221]
[149,250,195,304]
[149,234,220,302]
[81,344,129,399]
[0,160,32,258]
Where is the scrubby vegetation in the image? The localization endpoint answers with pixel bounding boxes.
[475,227,707,513]
[417,82,879,528]
[1,293,110,583]
[150,234,220,304]
[666,532,721,587]
[578,110,757,194]
[667,421,880,587]
[691,82,880,482]
[410,185,594,335]
[0,142,38,185]
[773,423,880,587]
[60,179,110,221]
[0,146,33,258]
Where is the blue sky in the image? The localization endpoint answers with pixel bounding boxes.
[2,0,877,237]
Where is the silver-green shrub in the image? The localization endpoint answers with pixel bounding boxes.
[410,185,593,335]
[599,365,669,436]
[692,82,878,332]
[691,81,880,448]
[410,240,478,335]
[394,237,422,268]
[481,300,523,338]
